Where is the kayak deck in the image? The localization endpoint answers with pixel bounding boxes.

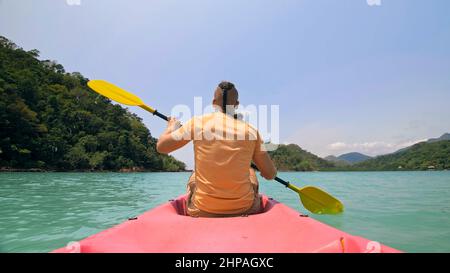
[53,195,400,253]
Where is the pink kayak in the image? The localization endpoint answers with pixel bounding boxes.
[53,195,400,253]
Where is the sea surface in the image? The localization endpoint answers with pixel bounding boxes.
[1,171,449,253]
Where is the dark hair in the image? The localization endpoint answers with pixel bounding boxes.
[218,81,235,114]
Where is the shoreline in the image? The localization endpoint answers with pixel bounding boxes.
[1,168,446,173]
[0,168,193,173]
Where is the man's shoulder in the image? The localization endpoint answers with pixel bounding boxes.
[185,114,205,123]
[246,123,259,141]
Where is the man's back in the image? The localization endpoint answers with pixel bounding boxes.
[174,112,261,214]
[195,112,260,214]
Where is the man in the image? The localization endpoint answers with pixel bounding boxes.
[157,81,277,217]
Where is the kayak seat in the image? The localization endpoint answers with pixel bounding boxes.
[170,195,277,217]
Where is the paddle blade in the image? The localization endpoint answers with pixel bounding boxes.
[287,184,343,215]
[298,186,344,215]
[87,80,144,106]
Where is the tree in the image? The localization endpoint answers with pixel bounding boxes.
[0,36,186,171]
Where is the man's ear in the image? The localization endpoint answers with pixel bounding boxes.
[235,100,240,107]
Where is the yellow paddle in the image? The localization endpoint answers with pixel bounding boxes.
[250,163,343,214]
[87,79,344,215]
[87,80,169,121]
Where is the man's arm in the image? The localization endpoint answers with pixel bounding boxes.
[156,118,190,154]
[252,132,277,180]
[253,149,277,180]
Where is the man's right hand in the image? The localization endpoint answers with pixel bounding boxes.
[165,117,181,134]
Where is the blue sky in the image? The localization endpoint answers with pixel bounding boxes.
[1,0,449,168]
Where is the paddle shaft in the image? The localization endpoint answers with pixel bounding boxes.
[152,110,169,121]
[250,163,290,187]
[140,105,169,121]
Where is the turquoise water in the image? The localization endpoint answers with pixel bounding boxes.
[0,171,449,253]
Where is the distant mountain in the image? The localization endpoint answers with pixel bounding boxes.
[324,152,371,165]
[427,133,450,143]
[395,133,450,154]
[338,152,372,164]
[269,144,334,171]
[324,155,351,166]
[353,140,450,171]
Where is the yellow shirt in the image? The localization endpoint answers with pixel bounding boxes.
[172,112,262,214]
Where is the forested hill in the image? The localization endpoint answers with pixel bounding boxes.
[268,144,334,171]
[268,140,450,171]
[352,140,450,171]
[0,36,186,171]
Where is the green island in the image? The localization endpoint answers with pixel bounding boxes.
[348,140,450,171]
[0,36,185,172]
[269,138,450,172]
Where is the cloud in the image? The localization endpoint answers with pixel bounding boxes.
[284,121,437,157]
[327,139,427,156]
[329,142,347,150]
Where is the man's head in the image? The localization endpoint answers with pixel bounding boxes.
[213,81,239,113]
